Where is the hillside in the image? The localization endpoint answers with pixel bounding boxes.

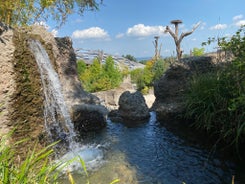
[75,48,145,70]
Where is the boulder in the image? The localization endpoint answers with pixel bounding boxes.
[109,91,150,124]
[71,104,108,133]
[152,56,218,121]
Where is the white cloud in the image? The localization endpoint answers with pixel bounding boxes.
[116,33,124,39]
[235,20,245,27]
[209,24,227,30]
[72,27,110,40]
[232,14,245,27]
[126,24,166,37]
[233,14,243,21]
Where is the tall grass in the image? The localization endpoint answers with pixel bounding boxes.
[183,61,245,150]
[0,133,62,184]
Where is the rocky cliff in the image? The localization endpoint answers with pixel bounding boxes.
[0,23,107,153]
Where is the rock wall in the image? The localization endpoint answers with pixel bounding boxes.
[0,25,16,136]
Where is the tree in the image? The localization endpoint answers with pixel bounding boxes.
[152,36,162,60]
[79,56,123,92]
[77,59,87,76]
[123,54,137,62]
[103,56,122,88]
[152,59,167,81]
[0,0,101,27]
[165,20,200,61]
[192,47,205,56]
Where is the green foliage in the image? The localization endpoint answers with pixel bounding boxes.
[192,47,205,56]
[0,134,61,184]
[77,60,87,76]
[103,56,123,88]
[0,0,101,27]
[138,60,148,64]
[130,59,168,93]
[79,56,123,92]
[218,26,245,58]
[122,54,137,62]
[184,26,245,149]
[152,59,168,81]
[0,133,121,184]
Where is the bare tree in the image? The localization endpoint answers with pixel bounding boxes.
[165,20,200,61]
[152,36,162,61]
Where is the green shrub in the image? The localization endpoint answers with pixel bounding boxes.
[152,59,168,81]
[192,47,205,56]
[102,56,123,89]
[184,26,245,149]
[79,56,123,92]
[130,59,168,92]
[183,64,245,148]
[77,60,87,76]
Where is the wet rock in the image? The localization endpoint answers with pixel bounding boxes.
[71,104,108,133]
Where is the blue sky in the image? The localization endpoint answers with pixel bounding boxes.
[45,0,245,58]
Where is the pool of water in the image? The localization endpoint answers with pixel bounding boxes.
[60,112,235,184]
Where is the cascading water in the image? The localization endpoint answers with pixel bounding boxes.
[29,39,76,150]
[28,39,103,170]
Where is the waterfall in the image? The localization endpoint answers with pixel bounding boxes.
[28,39,103,172]
[29,39,76,150]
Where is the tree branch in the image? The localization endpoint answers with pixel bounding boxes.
[179,22,201,43]
[165,26,178,43]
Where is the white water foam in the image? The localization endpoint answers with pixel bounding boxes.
[58,145,104,173]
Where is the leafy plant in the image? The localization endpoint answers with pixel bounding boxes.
[0,0,101,27]
[192,47,205,56]
[0,133,61,184]
[0,133,120,184]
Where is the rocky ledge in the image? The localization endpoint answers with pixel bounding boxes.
[152,56,221,122]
